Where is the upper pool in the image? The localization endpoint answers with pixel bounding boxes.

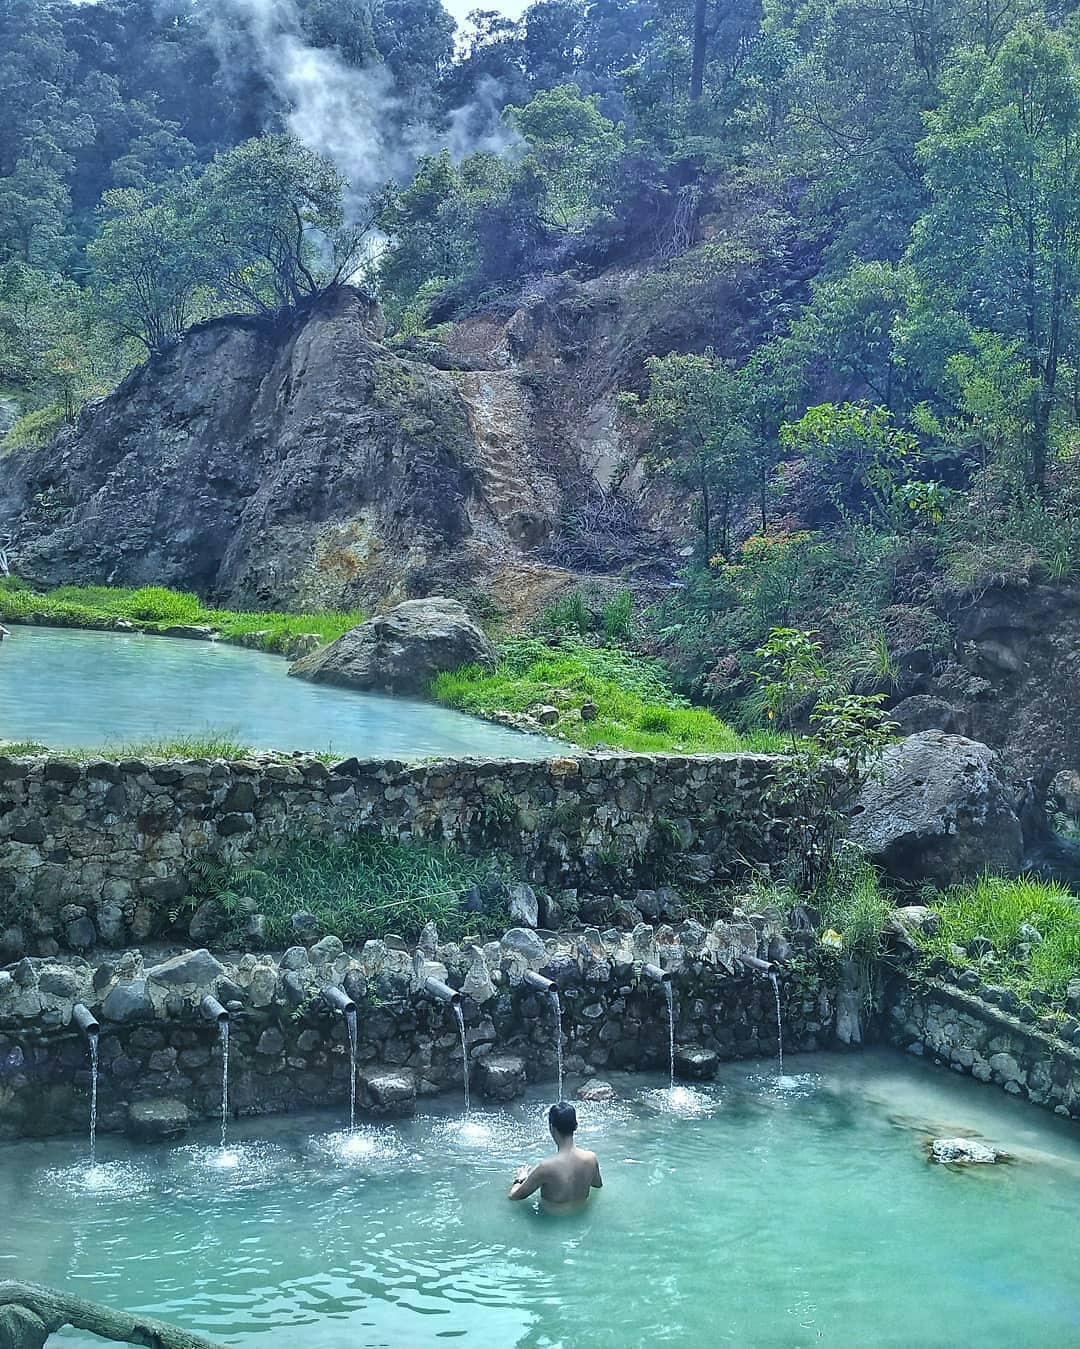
[0,625,554,760]
[7,1051,1080,1347]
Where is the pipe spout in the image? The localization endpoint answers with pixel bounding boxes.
[523,970,554,993]
[737,954,775,975]
[71,1003,100,1039]
[642,962,672,984]
[424,976,461,1005]
[322,985,357,1016]
[200,994,229,1024]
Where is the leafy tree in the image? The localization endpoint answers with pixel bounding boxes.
[506,85,624,232]
[913,20,1080,487]
[623,351,754,557]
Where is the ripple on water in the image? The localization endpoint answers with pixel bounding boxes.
[641,1084,718,1117]
[41,1160,153,1199]
[308,1126,408,1169]
[168,1140,292,1191]
[745,1071,823,1100]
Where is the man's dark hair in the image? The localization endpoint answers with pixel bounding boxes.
[549,1101,577,1135]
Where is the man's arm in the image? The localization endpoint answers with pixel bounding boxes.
[509,1161,545,1201]
[590,1155,603,1189]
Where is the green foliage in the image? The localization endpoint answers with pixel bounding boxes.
[817,858,893,998]
[601,591,635,640]
[916,873,1080,1002]
[432,636,781,753]
[191,833,515,946]
[1,403,66,450]
[755,627,899,891]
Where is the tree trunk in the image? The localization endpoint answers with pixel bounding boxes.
[690,0,707,99]
[0,1282,226,1349]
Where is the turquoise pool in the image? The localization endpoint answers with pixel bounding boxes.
[0,625,552,759]
[5,1050,1080,1347]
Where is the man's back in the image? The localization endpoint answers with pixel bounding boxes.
[508,1104,603,1214]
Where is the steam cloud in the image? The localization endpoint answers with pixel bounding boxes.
[213,0,518,216]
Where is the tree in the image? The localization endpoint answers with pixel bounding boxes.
[913,21,1080,487]
[194,135,370,313]
[87,184,204,354]
[623,351,753,558]
[505,84,623,232]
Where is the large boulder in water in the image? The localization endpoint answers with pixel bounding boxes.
[848,731,1023,886]
[289,597,495,695]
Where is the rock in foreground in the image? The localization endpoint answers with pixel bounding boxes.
[849,732,1023,886]
[930,1137,1004,1165]
[289,597,495,695]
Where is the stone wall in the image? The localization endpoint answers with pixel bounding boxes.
[0,920,837,1141]
[0,751,785,956]
[885,977,1080,1119]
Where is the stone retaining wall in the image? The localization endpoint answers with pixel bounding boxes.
[0,921,837,1140]
[885,977,1080,1119]
[0,752,785,955]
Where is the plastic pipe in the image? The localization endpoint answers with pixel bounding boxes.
[737,954,775,975]
[642,963,672,983]
[322,986,357,1015]
[200,993,229,1023]
[72,1003,100,1039]
[424,976,461,1005]
[523,970,554,993]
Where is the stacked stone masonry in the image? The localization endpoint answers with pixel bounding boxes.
[0,752,785,955]
[0,919,836,1139]
[887,978,1080,1119]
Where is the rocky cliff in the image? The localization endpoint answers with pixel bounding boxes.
[0,286,657,618]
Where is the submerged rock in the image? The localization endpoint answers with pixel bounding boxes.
[358,1066,417,1117]
[289,597,495,695]
[127,1097,192,1142]
[930,1137,1005,1165]
[576,1080,617,1102]
[674,1045,719,1081]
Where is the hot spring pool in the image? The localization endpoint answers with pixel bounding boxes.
[0,626,552,759]
[6,1050,1080,1347]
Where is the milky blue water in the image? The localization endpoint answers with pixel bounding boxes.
[0,625,553,759]
[5,1050,1080,1348]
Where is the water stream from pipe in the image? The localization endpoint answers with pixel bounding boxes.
[453,1003,470,1113]
[218,1020,231,1150]
[345,1007,358,1131]
[87,1030,99,1169]
[549,990,564,1100]
[664,981,675,1090]
[769,972,784,1076]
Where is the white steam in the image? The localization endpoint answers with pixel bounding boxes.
[213,0,519,217]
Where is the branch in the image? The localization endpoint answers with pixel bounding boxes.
[0,1282,226,1349]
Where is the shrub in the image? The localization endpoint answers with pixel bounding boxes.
[1,404,67,451]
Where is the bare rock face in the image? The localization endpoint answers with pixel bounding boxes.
[289,597,495,694]
[849,732,1023,886]
[0,288,585,614]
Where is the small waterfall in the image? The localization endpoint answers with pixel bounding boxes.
[664,980,675,1090]
[549,989,564,1100]
[218,1020,231,1150]
[345,1006,358,1131]
[87,1029,99,1169]
[453,1002,470,1113]
[769,971,784,1076]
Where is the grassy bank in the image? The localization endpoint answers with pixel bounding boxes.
[432,637,781,753]
[916,874,1080,1004]
[0,734,257,761]
[189,834,514,946]
[0,579,362,654]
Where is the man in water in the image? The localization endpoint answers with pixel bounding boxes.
[508,1102,603,1213]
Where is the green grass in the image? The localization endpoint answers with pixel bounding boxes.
[916,873,1080,1003]
[0,580,362,654]
[0,733,255,760]
[431,636,782,753]
[190,833,515,946]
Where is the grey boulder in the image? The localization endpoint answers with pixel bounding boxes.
[289,597,495,695]
[849,732,1023,886]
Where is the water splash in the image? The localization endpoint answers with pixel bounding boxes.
[87,1029,99,1169]
[452,1002,470,1113]
[345,1006,358,1131]
[549,989,564,1100]
[218,1020,231,1151]
[769,972,784,1077]
[663,980,675,1090]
